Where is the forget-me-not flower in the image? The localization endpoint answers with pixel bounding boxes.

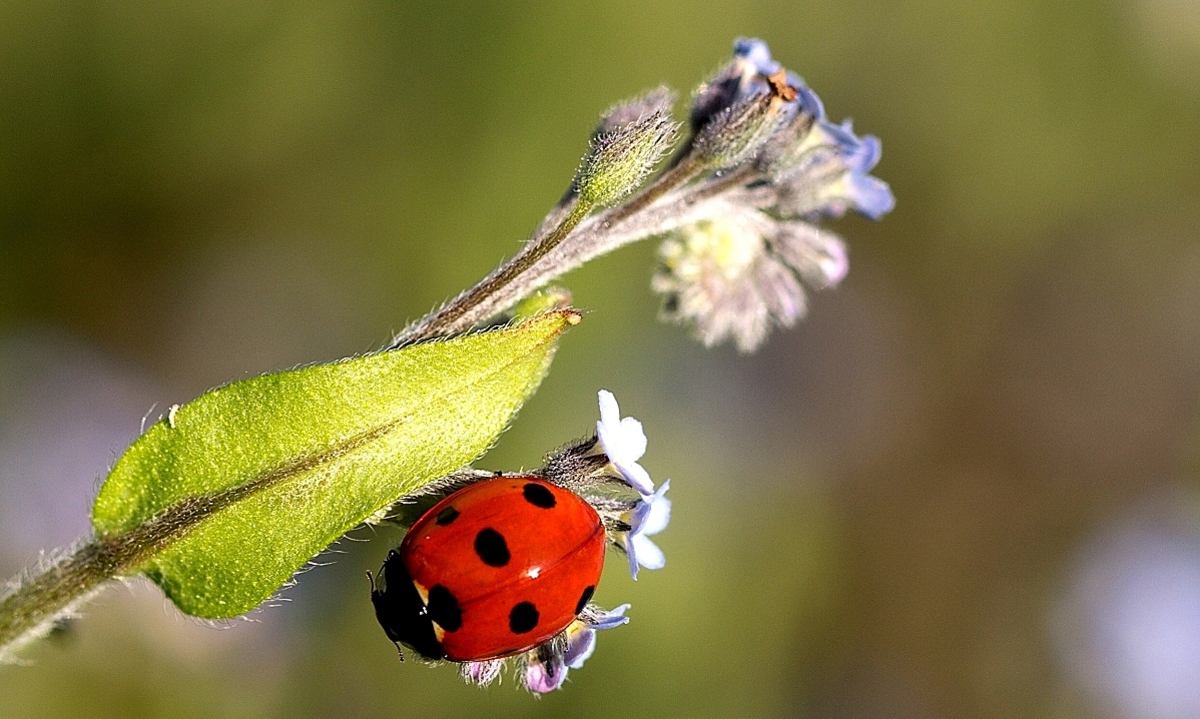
[522,604,632,694]
[625,481,671,579]
[595,389,655,495]
[652,38,894,352]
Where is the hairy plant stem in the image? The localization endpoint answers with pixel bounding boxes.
[388,154,707,348]
[1,521,179,658]
[0,498,221,659]
[388,199,593,348]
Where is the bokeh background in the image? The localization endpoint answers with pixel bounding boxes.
[2,1,1200,717]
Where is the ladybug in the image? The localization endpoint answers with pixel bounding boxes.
[370,475,606,662]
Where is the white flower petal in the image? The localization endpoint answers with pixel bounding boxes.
[642,480,672,535]
[626,534,642,580]
[597,389,620,428]
[617,416,648,459]
[632,534,666,570]
[617,461,655,496]
[596,417,617,452]
[595,390,656,495]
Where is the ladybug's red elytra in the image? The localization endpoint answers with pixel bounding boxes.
[371,476,606,662]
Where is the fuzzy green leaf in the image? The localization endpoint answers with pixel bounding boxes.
[91,310,580,618]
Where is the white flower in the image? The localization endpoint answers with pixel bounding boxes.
[595,390,655,495]
[625,480,671,580]
[652,210,848,353]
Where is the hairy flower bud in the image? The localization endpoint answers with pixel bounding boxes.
[689,69,801,170]
[574,108,679,208]
[596,86,676,136]
[689,94,778,169]
[690,38,780,131]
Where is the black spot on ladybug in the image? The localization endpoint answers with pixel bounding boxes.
[575,585,595,615]
[474,528,511,567]
[522,482,557,509]
[427,584,463,632]
[435,506,460,525]
[509,602,540,634]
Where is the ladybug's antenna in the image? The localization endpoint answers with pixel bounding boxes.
[365,570,377,593]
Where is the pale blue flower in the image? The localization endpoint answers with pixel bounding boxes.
[719,39,895,223]
[564,604,631,669]
[778,118,895,221]
[833,132,895,220]
[523,605,631,694]
[625,480,671,579]
[655,39,891,352]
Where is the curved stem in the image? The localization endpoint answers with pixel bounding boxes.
[387,154,707,348]
[388,199,593,348]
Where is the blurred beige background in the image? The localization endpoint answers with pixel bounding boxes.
[2,1,1200,718]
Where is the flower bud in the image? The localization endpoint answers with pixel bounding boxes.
[574,108,679,208]
[689,68,803,170]
[689,93,783,169]
[596,86,676,136]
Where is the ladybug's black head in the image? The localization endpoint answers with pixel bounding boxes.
[370,550,445,661]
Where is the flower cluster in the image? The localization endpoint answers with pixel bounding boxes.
[651,38,893,351]
[389,39,892,356]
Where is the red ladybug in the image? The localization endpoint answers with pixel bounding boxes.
[371,476,606,662]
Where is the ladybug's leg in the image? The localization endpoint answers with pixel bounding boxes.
[583,496,637,553]
[589,498,636,534]
[534,641,562,680]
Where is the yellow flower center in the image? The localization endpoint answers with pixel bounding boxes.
[682,218,763,280]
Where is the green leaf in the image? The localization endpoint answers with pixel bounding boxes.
[91,310,580,618]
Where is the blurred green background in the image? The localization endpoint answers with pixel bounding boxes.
[3,1,1200,718]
